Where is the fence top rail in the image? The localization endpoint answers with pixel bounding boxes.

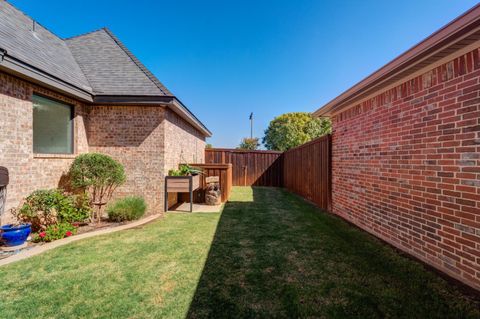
[283,134,331,153]
[188,163,232,169]
[206,148,283,154]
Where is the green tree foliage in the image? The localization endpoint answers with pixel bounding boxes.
[205,143,213,149]
[237,137,260,150]
[69,153,126,223]
[263,112,331,151]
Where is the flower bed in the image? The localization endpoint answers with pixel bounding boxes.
[1,153,147,254]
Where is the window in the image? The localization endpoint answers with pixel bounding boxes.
[33,95,73,154]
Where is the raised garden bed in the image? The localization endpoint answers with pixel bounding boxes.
[165,175,200,212]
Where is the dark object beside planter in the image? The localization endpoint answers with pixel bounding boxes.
[0,224,31,247]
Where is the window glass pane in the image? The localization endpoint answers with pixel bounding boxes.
[33,95,73,154]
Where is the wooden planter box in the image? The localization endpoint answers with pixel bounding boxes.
[164,175,200,212]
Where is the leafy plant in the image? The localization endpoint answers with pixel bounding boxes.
[107,197,147,222]
[16,189,90,232]
[263,112,331,151]
[60,193,91,223]
[32,222,77,242]
[69,153,126,223]
[168,164,202,176]
[237,137,260,150]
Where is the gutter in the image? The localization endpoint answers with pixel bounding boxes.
[92,95,212,137]
[0,49,93,102]
[0,47,211,137]
[171,98,212,137]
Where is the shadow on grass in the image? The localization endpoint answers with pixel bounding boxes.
[186,187,479,319]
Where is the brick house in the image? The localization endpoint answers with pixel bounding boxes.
[314,6,480,290]
[0,1,211,222]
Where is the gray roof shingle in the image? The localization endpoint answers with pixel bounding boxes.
[66,28,172,96]
[0,1,92,92]
[0,1,210,135]
[0,1,172,97]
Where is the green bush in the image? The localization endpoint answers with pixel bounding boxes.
[69,153,126,222]
[168,164,202,176]
[107,197,146,222]
[32,222,77,242]
[69,153,126,190]
[60,193,91,223]
[17,189,90,231]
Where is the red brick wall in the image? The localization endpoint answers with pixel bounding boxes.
[0,72,89,223]
[164,109,206,207]
[87,105,167,213]
[0,71,208,221]
[332,48,480,290]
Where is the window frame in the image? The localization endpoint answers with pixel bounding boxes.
[32,93,75,155]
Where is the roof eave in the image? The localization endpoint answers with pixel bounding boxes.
[92,95,212,137]
[0,51,93,102]
[313,3,480,118]
[93,95,175,104]
[170,98,212,137]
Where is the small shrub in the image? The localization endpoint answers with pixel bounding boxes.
[17,189,90,232]
[69,153,126,223]
[107,197,146,222]
[168,164,202,176]
[32,222,77,242]
[59,193,91,223]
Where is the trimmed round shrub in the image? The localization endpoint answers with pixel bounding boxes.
[69,153,126,222]
[69,153,126,191]
[107,197,146,222]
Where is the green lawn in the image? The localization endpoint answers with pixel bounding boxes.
[0,187,478,318]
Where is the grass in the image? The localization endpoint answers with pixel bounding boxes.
[0,187,479,318]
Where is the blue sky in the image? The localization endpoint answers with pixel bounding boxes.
[10,0,479,147]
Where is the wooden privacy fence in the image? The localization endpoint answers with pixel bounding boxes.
[205,135,331,211]
[205,149,283,187]
[283,135,331,211]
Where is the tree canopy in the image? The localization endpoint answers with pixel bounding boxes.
[237,137,260,150]
[262,112,331,151]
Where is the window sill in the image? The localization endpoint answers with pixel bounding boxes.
[33,153,76,159]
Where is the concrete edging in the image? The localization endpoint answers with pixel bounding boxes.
[0,213,162,267]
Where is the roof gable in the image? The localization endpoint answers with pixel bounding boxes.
[66,28,172,96]
[0,1,210,136]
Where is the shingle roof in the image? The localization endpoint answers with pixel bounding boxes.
[0,1,92,92]
[65,28,172,96]
[0,0,210,136]
[0,0,172,97]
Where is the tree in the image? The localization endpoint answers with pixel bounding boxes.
[69,153,126,223]
[263,112,331,151]
[205,143,213,149]
[237,137,260,150]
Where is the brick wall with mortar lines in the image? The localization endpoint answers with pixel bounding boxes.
[1,71,208,220]
[331,48,480,290]
[164,109,206,207]
[0,72,89,223]
[87,105,167,213]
